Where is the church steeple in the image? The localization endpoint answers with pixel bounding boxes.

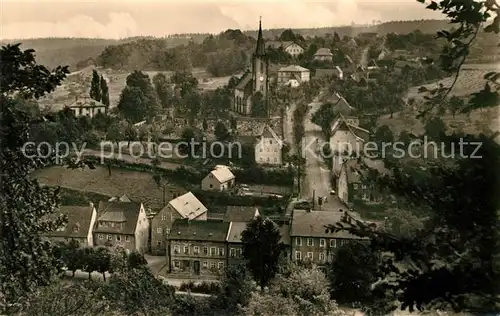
[255,17,266,56]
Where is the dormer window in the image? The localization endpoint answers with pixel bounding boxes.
[73,224,80,233]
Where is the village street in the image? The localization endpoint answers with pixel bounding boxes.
[300,98,345,211]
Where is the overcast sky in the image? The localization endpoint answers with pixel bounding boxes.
[1,0,443,39]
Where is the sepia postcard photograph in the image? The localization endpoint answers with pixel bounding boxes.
[1,0,499,315]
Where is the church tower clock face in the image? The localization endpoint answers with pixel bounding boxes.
[259,76,264,82]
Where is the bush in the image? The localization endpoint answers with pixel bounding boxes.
[179,281,221,294]
[232,167,294,186]
[192,189,288,208]
[59,187,111,206]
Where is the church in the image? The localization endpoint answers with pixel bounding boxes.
[232,19,269,117]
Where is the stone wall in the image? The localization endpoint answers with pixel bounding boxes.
[159,116,283,138]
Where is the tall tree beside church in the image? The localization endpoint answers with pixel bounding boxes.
[90,69,101,102]
[0,44,71,313]
[100,75,109,108]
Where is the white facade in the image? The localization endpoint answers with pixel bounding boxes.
[330,129,365,175]
[284,43,305,57]
[337,166,349,204]
[277,65,310,86]
[87,206,97,247]
[68,97,106,118]
[255,137,282,165]
[201,167,236,192]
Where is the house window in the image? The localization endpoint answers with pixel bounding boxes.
[307,238,314,246]
[341,240,346,246]
[295,251,302,260]
[183,246,189,254]
[157,241,162,246]
[230,248,236,257]
[210,247,216,256]
[157,228,162,234]
[218,248,224,256]
[270,140,273,145]
[218,262,224,269]
[116,235,121,241]
[259,157,263,162]
[73,225,79,233]
[203,247,208,255]
[266,157,270,162]
[210,262,216,269]
[107,235,112,241]
[203,261,208,268]
[319,239,326,247]
[236,248,242,257]
[174,246,180,254]
[209,184,213,188]
[162,214,167,221]
[194,246,200,254]
[110,222,114,228]
[296,237,302,246]
[307,252,313,259]
[274,148,278,152]
[259,148,263,152]
[274,158,278,163]
[330,239,337,248]
[319,253,326,262]
[125,236,130,242]
[174,261,180,268]
[166,228,170,235]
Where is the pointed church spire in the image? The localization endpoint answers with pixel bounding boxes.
[255,17,266,56]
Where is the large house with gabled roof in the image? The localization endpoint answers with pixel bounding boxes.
[329,111,370,177]
[67,97,107,118]
[44,203,97,247]
[168,219,230,278]
[151,192,208,255]
[93,200,149,252]
[255,124,283,166]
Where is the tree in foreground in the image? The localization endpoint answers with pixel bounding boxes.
[0,43,71,313]
[241,217,284,291]
[214,263,255,312]
[243,265,347,316]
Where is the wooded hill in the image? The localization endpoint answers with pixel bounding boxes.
[1,19,450,71]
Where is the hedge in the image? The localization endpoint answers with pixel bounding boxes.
[83,156,294,187]
[191,189,289,208]
[59,187,111,206]
[232,166,294,186]
[179,281,221,295]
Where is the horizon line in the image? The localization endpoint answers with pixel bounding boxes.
[0,18,448,42]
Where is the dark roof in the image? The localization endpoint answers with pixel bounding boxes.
[291,210,361,239]
[342,158,390,184]
[93,201,142,235]
[45,205,95,239]
[315,68,342,78]
[255,19,266,57]
[223,206,258,222]
[235,72,252,91]
[170,219,230,242]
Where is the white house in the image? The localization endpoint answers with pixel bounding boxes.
[277,65,310,86]
[267,41,304,57]
[67,97,107,118]
[201,165,236,191]
[44,203,97,247]
[255,124,283,165]
[313,48,333,62]
[329,114,370,177]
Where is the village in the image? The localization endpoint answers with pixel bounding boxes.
[2,5,499,315]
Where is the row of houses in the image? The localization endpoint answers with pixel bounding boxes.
[44,189,363,279]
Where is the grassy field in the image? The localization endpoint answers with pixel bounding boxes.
[378,64,500,140]
[35,165,187,211]
[245,184,291,196]
[38,66,232,112]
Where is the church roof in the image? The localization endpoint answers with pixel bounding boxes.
[278,65,309,72]
[255,18,266,57]
[235,72,252,91]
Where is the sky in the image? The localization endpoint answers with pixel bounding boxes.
[0,0,443,40]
